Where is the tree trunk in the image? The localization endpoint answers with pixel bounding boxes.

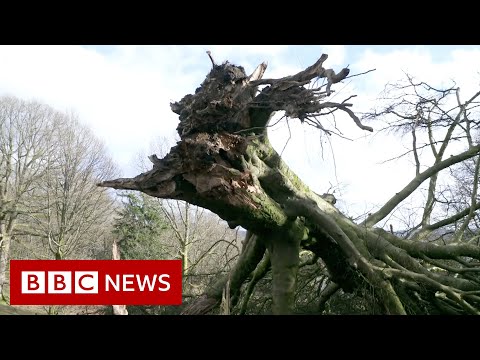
[99,54,480,315]
[0,233,11,301]
[112,240,128,315]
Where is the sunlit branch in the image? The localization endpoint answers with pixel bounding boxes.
[363,144,480,228]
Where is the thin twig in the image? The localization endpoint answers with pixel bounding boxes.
[345,68,376,80]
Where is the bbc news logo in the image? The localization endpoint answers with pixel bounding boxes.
[21,271,100,294]
[10,260,182,305]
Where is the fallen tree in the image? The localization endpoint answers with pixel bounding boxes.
[99,53,480,315]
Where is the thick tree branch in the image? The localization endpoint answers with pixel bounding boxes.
[424,202,480,232]
[181,233,266,314]
[251,54,330,86]
[239,250,271,314]
[247,62,268,83]
[383,266,479,314]
[284,196,406,314]
[366,231,478,291]
[318,281,340,313]
[362,144,480,228]
[376,229,480,260]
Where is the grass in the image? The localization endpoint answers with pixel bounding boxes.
[0,303,42,315]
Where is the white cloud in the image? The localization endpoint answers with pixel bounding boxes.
[0,45,204,177]
[205,45,288,65]
[354,46,480,100]
[322,45,346,68]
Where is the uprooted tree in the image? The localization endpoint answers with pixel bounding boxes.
[99,53,480,315]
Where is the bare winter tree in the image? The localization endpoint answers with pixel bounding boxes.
[99,53,480,315]
[0,101,118,313]
[0,96,59,301]
[17,113,119,261]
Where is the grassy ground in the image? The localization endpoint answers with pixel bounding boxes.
[0,299,107,315]
[0,303,42,315]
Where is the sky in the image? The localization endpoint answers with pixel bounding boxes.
[1,45,480,228]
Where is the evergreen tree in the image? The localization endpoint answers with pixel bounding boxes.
[113,192,170,260]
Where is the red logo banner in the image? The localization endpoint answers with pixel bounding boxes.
[9,260,182,305]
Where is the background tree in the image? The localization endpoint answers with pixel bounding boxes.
[0,96,118,313]
[113,191,170,260]
[17,113,119,261]
[0,96,59,301]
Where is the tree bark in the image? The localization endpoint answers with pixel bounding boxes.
[112,240,128,315]
[0,233,11,301]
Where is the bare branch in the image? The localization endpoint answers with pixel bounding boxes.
[339,105,374,132]
[458,155,480,242]
[345,68,376,80]
[206,50,216,67]
[425,202,480,232]
[362,144,480,228]
[411,119,420,176]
